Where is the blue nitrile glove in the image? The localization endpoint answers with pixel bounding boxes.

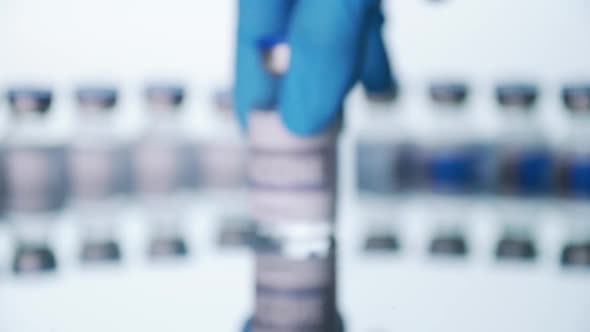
[235,0,397,136]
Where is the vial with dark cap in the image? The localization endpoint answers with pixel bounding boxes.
[423,81,478,257]
[494,83,549,262]
[3,86,66,274]
[495,83,551,196]
[69,85,126,263]
[196,85,247,191]
[198,84,249,248]
[135,82,191,259]
[354,65,414,254]
[557,83,590,268]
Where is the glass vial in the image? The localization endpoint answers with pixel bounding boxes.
[4,87,66,273]
[134,83,190,258]
[69,85,125,263]
[494,83,549,261]
[423,82,476,257]
[558,83,590,267]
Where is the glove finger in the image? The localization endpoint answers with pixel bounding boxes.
[361,3,398,100]
[279,0,378,135]
[235,0,294,128]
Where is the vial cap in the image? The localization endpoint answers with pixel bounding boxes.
[6,87,53,115]
[76,85,118,110]
[496,83,538,108]
[429,82,469,105]
[144,83,185,109]
[562,84,590,112]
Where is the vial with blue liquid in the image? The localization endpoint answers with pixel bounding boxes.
[3,87,66,273]
[133,83,191,258]
[494,83,551,261]
[558,83,590,267]
[423,81,482,257]
[69,85,126,263]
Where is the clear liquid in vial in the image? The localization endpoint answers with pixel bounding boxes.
[70,85,125,263]
[558,84,590,267]
[4,87,66,273]
[136,83,191,258]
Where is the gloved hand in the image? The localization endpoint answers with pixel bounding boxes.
[235,0,397,136]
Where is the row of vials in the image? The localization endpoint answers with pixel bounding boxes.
[355,81,590,268]
[0,84,247,273]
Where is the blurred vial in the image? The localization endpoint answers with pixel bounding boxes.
[211,86,235,121]
[134,83,191,258]
[245,224,343,332]
[248,36,339,230]
[248,110,339,228]
[3,87,66,273]
[69,85,126,263]
[355,88,415,253]
[197,143,246,191]
[199,87,252,249]
[494,83,549,261]
[557,84,590,267]
[423,82,481,257]
[243,37,342,332]
[195,86,247,192]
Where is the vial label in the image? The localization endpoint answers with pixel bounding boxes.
[426,148,477,194]
[357,142,420,194]
[254,253,335,332]
[249,112,336,151]
[196,143,247,189]
[248,111,338,223]
[3,147,66,212]
[69,146,121,200]
[251,190,334,222]
[134,142,184,194]
[424,144,496,195]
[498,148,553,196]
[557,154,590,198]
[248,150,335,190]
